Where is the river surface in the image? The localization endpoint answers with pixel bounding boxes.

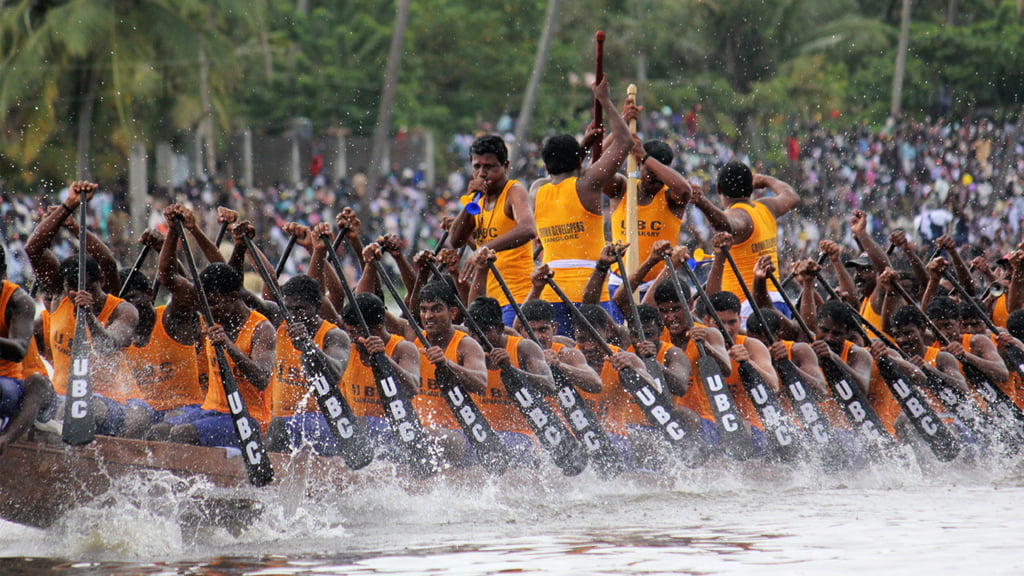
[0,451,1021,575]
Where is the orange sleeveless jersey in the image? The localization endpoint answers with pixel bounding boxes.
[201,310,272,426]
[577,344,630,436]
[992,295,1009,329]
[720,201,777,302]
[412,331,467,430]
[536,177,607,302]
[611,186,683,282]
[472,180,534,307]
[44,294,141,402]
[478,335,533,434]
[859,297,885,336]
[623,341,671,426]
[341,333,405,419]
[124,306,204,411]
[724,334,764,429]
[20,337,47,379]
[677,325,715,420]
[270,320,336,418]
[0,281,24,378]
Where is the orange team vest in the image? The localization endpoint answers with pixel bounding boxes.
[622,341,671,426]
[124,306,204,411]
[992,294,1009,329]
[859,297,885,336]
[724,334,764,429]
[677,324,714,420]
[478,335,532,434]
[341,333,405,419]
[577,344,630,436]
[611,186,683,282]
[0,281,24,378]
[271,320,336,418]
[919,346,957,421]
[45,294,142,402]
[867,354,899,437]
[536,177,607,302]
[720,201,777,302]
[20,337,47,379]
[991,333,1024,410]
[201,310,272,426]
[474,180,534,307]
[413,331,467,431]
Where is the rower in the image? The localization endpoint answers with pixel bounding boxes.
[466,296,554,467]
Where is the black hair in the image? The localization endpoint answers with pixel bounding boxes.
[717,161,753,199]
[521,299,555,323]
[59,254,102,287]
[891,305,925,329]
[118,268,153,297]
[1006,310,1024,341]
[468,296,504,331]
[816,300,858,332]
[636,304,663,328]
[925,296,960,322]
[653,277,690,304]
[470,135,509,165]
[746,308,783,340]
[541,134,583,176]
[281,274,323,308]
[342,292,386,328]
[418,280,458,308]
[695,291,741,318]
[643,140,673,166]
[0,244,6,278]
[199,263,242,296]
[958,300,983,321]
[578,304,610,332]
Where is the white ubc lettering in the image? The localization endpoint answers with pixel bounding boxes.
[381,376,398,398]
[389,400,407,420]
[722,414,739,432]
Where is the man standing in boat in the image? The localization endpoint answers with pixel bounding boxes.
[449,135,537,327]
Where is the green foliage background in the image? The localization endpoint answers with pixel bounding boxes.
[1,0,1022,185]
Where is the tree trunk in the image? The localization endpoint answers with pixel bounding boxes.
[198,32,217,178]
[509,0,559,174]
[365,0,411,212]
[890,0,912,118]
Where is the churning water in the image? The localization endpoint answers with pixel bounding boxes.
[0,450,1021,575]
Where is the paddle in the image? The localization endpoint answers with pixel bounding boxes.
[241,234,375,470]
[721,247,846,465]
[766,268,896,450]
[545,276,707,468]
[672,254,802,463]
[173,219,275,487]
[812,270,961,461]
[274,235,298,278]
[323,237,439,478]
[372,256,511,476]
[62,184,96,445]
[487,259,626,476]
[612,250,670,402]
[118,245,152,299]
[656,255,754,459]
[426,259,587,476]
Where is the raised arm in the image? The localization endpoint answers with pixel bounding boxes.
[752,173,799,218]
[26,182,96,293]
[576,77,633,213]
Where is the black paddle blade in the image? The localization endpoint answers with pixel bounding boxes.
[696,354,755,460]
[876,356,961,462]
[500,365,588,476]
[62,312,95,446]
[435,365,511,476]
[551,367,626,477]
[299,349,375,470]
[736,361,802,463]
[618,365,708,468]
[213,346,275,487]
[775,358,849,469]
[820,358,897,450]
[368,352,439,479]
